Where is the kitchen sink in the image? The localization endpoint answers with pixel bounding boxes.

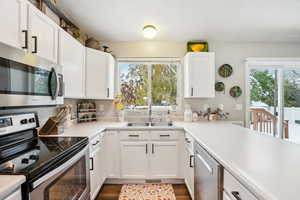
[126,122,173,127]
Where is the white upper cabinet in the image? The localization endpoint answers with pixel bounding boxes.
[184,52,215,98]
[59,29,85,98]
[85,48,115,99]
[0,0,27,50]
[28,3,58,63]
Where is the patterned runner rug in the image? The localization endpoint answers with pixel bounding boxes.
[118,184,176,200]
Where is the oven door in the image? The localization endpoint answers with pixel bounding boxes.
[29,147,90,200]
[0,57,64,107]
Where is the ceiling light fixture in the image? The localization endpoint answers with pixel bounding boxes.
[143,25,157,39]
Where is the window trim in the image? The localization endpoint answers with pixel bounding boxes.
[117,58,182,111]
[245,57,300,139]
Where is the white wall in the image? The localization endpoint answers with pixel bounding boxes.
[102,40,300,121]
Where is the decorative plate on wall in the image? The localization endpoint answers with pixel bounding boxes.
[229,86,242,98]
[215,82,225,92]
[218,64,233,78]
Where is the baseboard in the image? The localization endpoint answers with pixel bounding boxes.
[105,178,185,184]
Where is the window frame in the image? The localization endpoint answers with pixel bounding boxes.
[117,57,182,111]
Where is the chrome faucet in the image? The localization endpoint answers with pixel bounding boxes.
[148,104,152,124]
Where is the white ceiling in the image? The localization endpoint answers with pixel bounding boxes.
[57,0,300,42]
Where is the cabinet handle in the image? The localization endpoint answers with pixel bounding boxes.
[160,134,170,137]
[189,155,194,168]
[232,191,242,200]
[152,144,154,154]
[128,134,139,137]
[92,140,100,146]
[89,157,94,171]
[191,87,194,96]
[22,30,28,49]
[32,36,38,53]
[146,144,148,154]
[107,88,109,98]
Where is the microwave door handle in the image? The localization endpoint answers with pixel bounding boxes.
[49,67,59,100]
[54,69,60,99]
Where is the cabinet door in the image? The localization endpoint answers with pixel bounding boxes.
[59,29,85,98]
[107,54,115,99]
[0,0,27,50]
[28,4,58,63]
[90,149,102,200]
[86,48,109,99]
[184,52,215,98]
[120,141,149,179]
[104,131,120,178]
[150,141,179,178]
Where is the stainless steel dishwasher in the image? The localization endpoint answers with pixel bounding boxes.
[194,142,223,200]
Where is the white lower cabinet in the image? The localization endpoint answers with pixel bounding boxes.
[120,141,149,179]
[4,188,22,200]
[150,141,179,178]
[104,131,120,178]
[184,148,194,198]
[119,131,180,179]
[90,134,106,200]
[224,170,258,200]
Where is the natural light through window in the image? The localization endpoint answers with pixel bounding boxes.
[119,61,178,109]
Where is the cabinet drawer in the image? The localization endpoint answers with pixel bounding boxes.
[90,134,101,152]
[224,170,258,200]
[120,131,149,141]
[151,131,178,140]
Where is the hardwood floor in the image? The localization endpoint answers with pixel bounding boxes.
[96,184,192,200]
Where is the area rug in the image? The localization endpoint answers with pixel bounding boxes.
[119,184,176,200]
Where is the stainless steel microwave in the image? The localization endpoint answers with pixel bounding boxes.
[0,57,64,107]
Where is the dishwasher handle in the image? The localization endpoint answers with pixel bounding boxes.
[195,152,213,174]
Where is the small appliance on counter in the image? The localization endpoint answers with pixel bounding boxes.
[0,113,90,200]
[77,101,97,123]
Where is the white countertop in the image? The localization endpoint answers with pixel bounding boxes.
[0,175,25,200]
[41,121,300,200]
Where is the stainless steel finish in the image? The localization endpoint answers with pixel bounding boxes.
[150,122,173,127]
[53,67,60,99]
[0,43,64,107]
[126,122,173,127]
[32,146,89,188]
[30,146,90,200]
[194,142,222,200]
[0,113,37,136]
[148,104,153,124]
[0,94,64,107]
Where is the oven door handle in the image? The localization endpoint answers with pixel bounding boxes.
[31,146,88,189]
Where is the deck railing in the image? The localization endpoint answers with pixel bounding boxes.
[250,108,289,138]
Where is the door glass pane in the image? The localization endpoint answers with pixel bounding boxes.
[151,64,177,106]
[45,157,87,200]
[283,69,300,144]
[119,63,148,107]
[249,69,279,136]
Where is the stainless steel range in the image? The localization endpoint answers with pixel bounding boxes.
[0,113,90,200]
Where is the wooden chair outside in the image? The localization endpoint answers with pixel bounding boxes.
[250,108,289,139]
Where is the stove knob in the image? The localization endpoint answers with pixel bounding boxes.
[20,119,28,125]
[29,118,35,123]
[29,155,39,161]
[21,158,29,164]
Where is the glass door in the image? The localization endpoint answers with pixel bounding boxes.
[283,69,300,144]
[249,68,279,137]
